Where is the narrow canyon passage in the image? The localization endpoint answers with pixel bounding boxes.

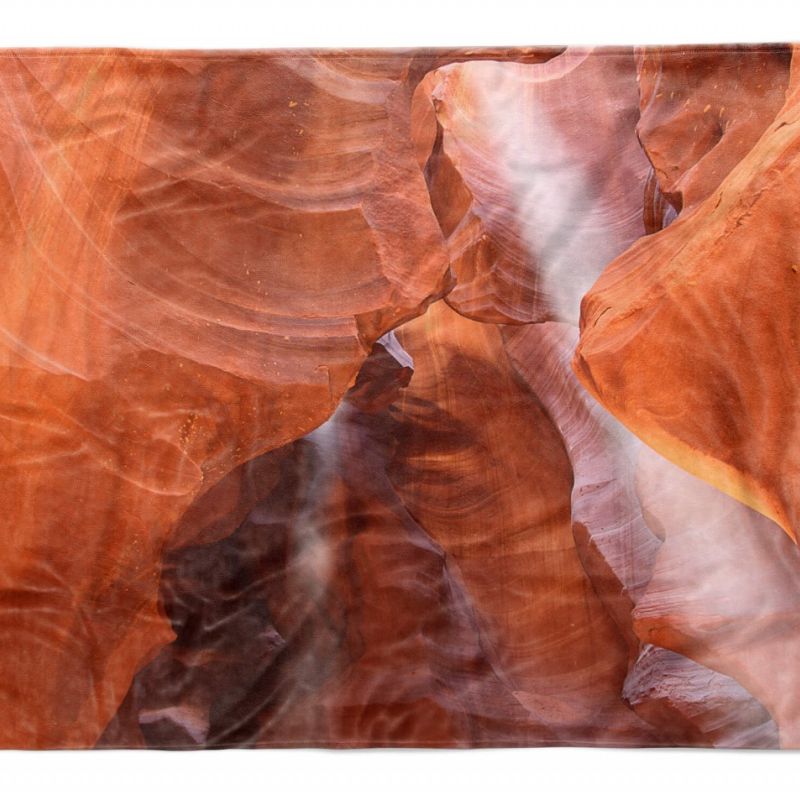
[0,44,798,748]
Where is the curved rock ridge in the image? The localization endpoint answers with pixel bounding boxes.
[413,47,651,325]
[503,322,778,747]
[622,645,778,748]
[0,45,798,751]
[635,44,792,222]
[575,45,800,543]
[504,322,660,643]
[3,49,566,747]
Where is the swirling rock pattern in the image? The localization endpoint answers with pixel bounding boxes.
[414,49,650,325]
[575,45,800,542]
[0,48,486,747]
[1,44,799,749]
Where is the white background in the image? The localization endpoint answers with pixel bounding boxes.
[1,0,799,797]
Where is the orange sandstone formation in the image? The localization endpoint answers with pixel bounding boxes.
[0,50,453,747]
[1,45,799,751]
[575,44,800,543]
[414,48,651,325]
[635,45,791,222]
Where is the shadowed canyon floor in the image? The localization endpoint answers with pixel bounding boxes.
[0,44,797,748]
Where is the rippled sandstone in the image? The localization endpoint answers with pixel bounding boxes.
[413,47,650,325]
[0,49,538,747]
[575,44,800,543]
[1,44,799,750]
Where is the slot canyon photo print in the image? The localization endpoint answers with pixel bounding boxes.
[1,41,800,751]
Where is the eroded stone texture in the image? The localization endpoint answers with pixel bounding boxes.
[575,46,800,543]
[413,48,651,325]
[0,49,465,748]
[636,44,792,223]
[622,645,778,748]
[2,45,799,751]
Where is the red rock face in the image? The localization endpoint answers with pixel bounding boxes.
[0,45,798,749]
[0,49,460,747]
[575,45,800,543]
[635,45,792,220]
[415,49,651,325]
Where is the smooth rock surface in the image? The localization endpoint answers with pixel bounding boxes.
[415,48,650,325]
[575,45,800,543]
[0,49,460,747]
[1,45,799,750]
